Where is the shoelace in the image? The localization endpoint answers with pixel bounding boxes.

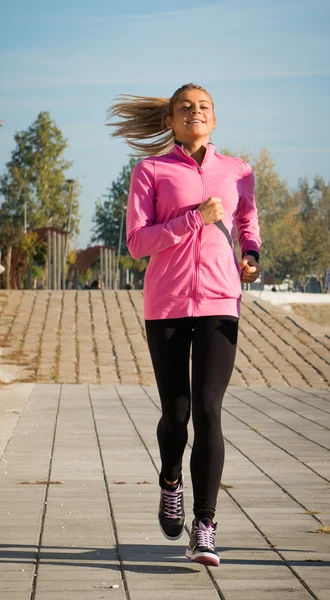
[162,486,183,519]
[194,522,215,550]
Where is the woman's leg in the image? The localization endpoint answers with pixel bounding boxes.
[145,318,193,482]
[190,316,238,522]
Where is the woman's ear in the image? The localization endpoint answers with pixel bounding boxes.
[212,115,217,130]
[166,115,173,129]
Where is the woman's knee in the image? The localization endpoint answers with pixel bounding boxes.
[193,403,221,432]
[159,409,190,433]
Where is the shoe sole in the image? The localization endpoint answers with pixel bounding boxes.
[185,549,220,567]
[159,519,186,541]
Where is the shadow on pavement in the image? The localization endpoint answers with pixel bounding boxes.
[0,543,328,573]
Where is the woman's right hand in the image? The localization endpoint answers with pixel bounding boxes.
[198,197,224,225]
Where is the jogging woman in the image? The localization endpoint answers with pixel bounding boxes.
[107,83,261,566]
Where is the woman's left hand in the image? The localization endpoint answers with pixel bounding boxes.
[239,255,261,283]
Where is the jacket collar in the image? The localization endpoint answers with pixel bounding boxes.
[172,140,216,168]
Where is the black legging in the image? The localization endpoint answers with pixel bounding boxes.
[145,315,238,522]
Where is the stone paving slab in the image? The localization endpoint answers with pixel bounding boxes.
[0,290,329,388]
[0,383,329,599]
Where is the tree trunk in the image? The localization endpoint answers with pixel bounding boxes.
[318,275,325,294]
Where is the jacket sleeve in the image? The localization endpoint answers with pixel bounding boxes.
[235,161,262,257]
[126,160,204,259]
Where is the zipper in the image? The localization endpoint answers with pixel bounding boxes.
[192,166,206,315]
[173,144,212,315]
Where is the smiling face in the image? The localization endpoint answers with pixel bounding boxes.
[166,88,216,145]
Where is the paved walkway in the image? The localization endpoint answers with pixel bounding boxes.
[0,291,329,598]
[0,291,330,388]
[0,383,329,600]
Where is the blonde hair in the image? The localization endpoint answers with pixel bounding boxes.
[106,83,214,157]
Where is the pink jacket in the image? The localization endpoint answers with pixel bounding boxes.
[126,142,261,320]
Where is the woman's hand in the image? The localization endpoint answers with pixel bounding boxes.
[198,197,224,225]
[239,255,261,283]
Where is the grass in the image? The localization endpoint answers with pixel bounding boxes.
[314,521,330,534]
[4,349,30,365]
[17,480,63,485]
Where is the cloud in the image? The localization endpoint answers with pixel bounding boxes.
[83,2,228,23]
[1,69,329,93]
[83,0,330,24]
[2,0,329,93]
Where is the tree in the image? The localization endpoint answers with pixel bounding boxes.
[91,157,149,286]
[291,177,330,291]
[221,148,291,276]
[0,112,80,251]
[245,149,291,275]
[91,158,138,252]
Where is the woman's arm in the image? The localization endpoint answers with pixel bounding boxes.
[235,161,262,257]
[126,161,204,259]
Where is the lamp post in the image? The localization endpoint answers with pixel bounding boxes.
[0,124,5,281]
[22,189,27,235]
[0,124,4,281]
[66,179,75,238]
[115,206,127,290]
[63,179,76,289]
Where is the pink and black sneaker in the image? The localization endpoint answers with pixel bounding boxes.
[186,519,219,566]
[158,474,185,540]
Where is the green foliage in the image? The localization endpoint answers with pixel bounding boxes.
[290,177,330,290]
[21,231,39,265]
[0,112,80,252]
[78,268,92,285]
[91,157,138,252]
[257,169,329,289]
[31,265,44,280]
[120,253,149,273]
[91,157,149,283]
[32,243,47,266]
[222,147,329,289]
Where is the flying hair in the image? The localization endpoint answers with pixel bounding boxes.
[106,83,214,157]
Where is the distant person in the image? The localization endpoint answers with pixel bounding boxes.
[90,275,102,290]
[108,83,261,566]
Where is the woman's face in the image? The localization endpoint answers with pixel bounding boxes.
[166,89,216,144]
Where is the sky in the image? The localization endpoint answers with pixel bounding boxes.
[1,0,329,248]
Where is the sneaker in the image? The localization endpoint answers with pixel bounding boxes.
[158,474,185,540]
[186,519,219,566]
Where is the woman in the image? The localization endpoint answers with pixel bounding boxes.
[107,83,261,566]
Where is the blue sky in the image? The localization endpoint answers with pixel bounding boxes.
[1,0,329,248]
